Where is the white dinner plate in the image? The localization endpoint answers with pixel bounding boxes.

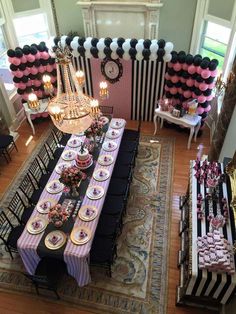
[86,185,104,200]
[105,129,121,139]
[102,141,117,152]
[98,154,114,166]
[93,168,110,181]
[55,162,72,175]
[110,119,125,129]
[46,180,64,194]
[67,138,82,148]
[61,150,77,161]
[79,205,98,221]
[36,198,57,214]
[27,216,48,234]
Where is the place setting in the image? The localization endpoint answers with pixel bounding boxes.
[70,226,91,245]
[67,137,82,148]
[110,119,125,129]
[55,162,72,175]
[102,140,117,152]
[61,150,77,161]
[46,179,64,194]
[44,230,67,250]
[105,129,121,139]
[37,198,57,214]
[86,185,104,200]
[27,216,48,235]
[98,154,114,166]
[79,205,98,221]
[93,168,110,181]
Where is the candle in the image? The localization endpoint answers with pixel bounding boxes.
[28,92,40,110]
[75,71,85,86]
[99,81,109,99]
[42,74,53,94]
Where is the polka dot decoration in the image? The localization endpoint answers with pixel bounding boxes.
[164,51,219,127]
[52,36,174,62]
[7,42,57,103]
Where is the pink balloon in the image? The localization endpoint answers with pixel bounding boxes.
[188,65,196,74]
[208,82,215,89]
[31,67,38,75]
[173,62,182,72]
[170,87,177,95]
[34,80,42,87]
[192,92,198,99]
[171,75,179,83]
[8,57,14,64]
[27,54,35,62]
[37,90,43,97]
[164,85,169,91]
[194,81,200,88]
[180,77,186,83]
[204,105,211,112]
[182,63,188,71]
[165,73,170,80]
[167,63,173,68]
[21,56,27,63]
[41,52,49,60]
[15,70,23,78]
[199,82,208,91]
[201,69,211,79]
[23,69,30,76]
[53,63,56,69]
[211,69,218,77]
[46,65,53,72]
[18,82,26,89]
[186,78,194,87]
[12,57,21,66]
[196,66,202,74]
[183,90,192,98]
[35,52,41,60]
[198,95,207,103]
[197,106,204,115]
[51,76,56,83]
[206,94,213,101]
[178,87,183,94]
[38,65,45,73]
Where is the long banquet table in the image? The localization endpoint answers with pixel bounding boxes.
[17,118,126,286]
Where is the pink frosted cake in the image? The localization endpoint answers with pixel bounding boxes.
[76,148,92,169]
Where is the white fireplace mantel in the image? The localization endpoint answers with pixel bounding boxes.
[77,0,163,39]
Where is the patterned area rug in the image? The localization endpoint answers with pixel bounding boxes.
[0,134,174,314]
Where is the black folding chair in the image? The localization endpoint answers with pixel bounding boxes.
[7,191,34,225]
[0,210,24,259]
[28,157,51,188]
[24,257,67,299]
[17,173,43,205]
[0,134,18,163]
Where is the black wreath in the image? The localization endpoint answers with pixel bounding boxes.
[101,58,123,84]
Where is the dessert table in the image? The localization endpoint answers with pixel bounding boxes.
[177,160,236,309]
[17,118,126,286]
[153,108,202,149]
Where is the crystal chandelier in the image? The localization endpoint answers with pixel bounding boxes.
[45,43,101,134]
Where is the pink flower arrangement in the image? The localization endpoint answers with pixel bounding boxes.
[84,120,103,138]
[48,204,69,227]
[59,165,84,188]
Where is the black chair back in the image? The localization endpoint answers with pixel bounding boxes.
[17,173,35,203]
[37,144,53,170]
[28,157,44,187]
[7,191,27,224]
[0,211,13,243]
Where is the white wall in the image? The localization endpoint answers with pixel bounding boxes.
[219,105,236,161]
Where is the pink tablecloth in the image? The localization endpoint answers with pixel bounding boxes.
[17,118,126,286]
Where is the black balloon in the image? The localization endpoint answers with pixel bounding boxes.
[200,101,208,108]
[37,44,44,52]
[7,49,15,57]
[208,60,218,71]
[203,57,210,62]
[171,51,178,63]
[90,47,99,58]
[15,49,23,58]
[18,64,26,71]
[196,75,204,82]
[23,46,31,55]
[166,80,174,88]
[29,74,37,80]
[142,48,151,60]
[78,45,85,55]
[78,37,86,46]
[30,47,37,55]
[104,37,112,47]
[91,38,99,47]
[200,112,208,119]
[48,58,55,65]
[52,69,57,76]
[194,88,201,96]
[116,47,124,58]
[203,89,212,96]
[129,47,137,57]
[182,71,190,79]
[54,37,60,45]
[176,81,182,88]
[13,77,20,83]
[17,88,25,95]
[130,38,138,48]
[21,76,28,83]
[205,76,214,84]
[182,84,188,91]
[157,48,165,57]
[200,60,209,69]
[191,73,198,79]
[165,91,172,98]
[167,68,175,76]
[178,51,186,56]
[117,37,125,47]
[66,36,72,46]
[186,54,193,65]
[10,64,18,71]
[143,39,151,49]
[104,47,112,57]
[26,62,33,68]
[158,39,165,48]
[193,56,202,66]
[178,53,186,64]
[34,60,41,67]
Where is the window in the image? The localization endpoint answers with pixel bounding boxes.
[13,13,50,47]
[200,21,231,72]
[0,26,14,94]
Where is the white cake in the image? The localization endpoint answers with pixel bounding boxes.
[76,148,92,169]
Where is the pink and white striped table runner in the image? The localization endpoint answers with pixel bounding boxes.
[17,118,126,286]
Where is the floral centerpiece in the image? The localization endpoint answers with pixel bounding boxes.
[59,165,85,196]
[84,120,103,139]
[48,204,69,227]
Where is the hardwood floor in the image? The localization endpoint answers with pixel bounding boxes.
[0,119,217,314]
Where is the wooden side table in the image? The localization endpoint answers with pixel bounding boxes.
[23,99,49,135]
[153,108,202,149]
